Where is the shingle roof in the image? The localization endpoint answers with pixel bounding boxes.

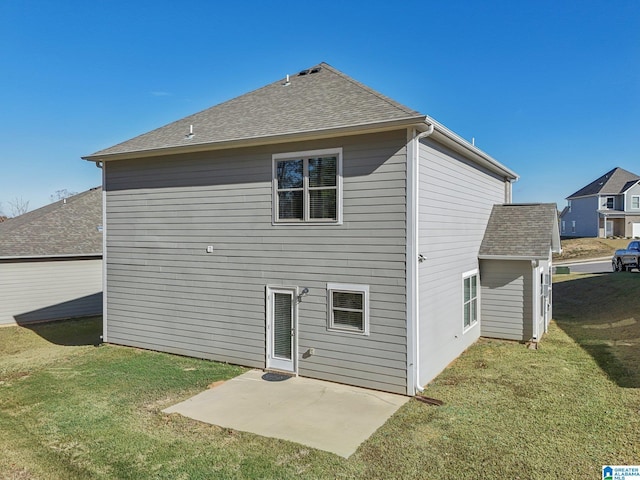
[86,62,425,159]
[567,167,640,198]
[479,203,560,259]
[0,187,102,258]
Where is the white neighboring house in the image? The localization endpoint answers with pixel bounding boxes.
[83,63,538,395]
[0,188,103,325]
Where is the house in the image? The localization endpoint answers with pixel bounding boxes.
[0,188,103,325]
[83,62,524,395]
[560,167,640,238]
[479,204,561,343]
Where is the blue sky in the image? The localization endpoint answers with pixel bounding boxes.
[0,0,638,214]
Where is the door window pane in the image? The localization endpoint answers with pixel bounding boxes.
[273,293,292,359]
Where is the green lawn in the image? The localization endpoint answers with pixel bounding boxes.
[1,274,639,479]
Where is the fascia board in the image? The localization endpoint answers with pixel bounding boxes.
[426,118,519,181]
[478,255,543,261]
[0,253,102,261]
[82,117,426,163]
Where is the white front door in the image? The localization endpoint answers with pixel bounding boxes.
[633,223,640,238]
[605,220,614,237]
[266,286,297,373]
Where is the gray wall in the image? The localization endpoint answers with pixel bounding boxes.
[480,259,533,342]
[104,130,409,394]
[560,196,599,237]
[417,138,508,386]
[0,258,102,325]
[625,183,640,213]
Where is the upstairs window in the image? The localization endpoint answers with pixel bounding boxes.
[605,196,615,209]
[632,196,640,209]
[273,148,342,224]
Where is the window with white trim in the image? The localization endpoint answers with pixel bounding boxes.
[327,283,369,335]
[561,220,566,233]
[605,196,615,209]
[463,271,478,330]
[567,200,572,213]
[273,148,342,224]
[571,220,576,233]
[632,195,640,209]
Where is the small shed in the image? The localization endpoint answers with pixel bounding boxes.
[0,188,103,325]
[479,204,561,343]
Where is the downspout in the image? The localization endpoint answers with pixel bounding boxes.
[531,259,539,342]
[95,161,107,343]
[408,122,434,395]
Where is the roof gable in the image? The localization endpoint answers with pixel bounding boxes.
[479,203,561,259]
[0,187,103,258]
[86,63,425,159]
[567,167,640,198]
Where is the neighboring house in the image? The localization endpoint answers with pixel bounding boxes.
[83,62,527,395]
[560,167,640,238]
[479,204,561,343]
[0,188,103,325]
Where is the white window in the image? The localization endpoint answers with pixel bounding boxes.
[571,220,576,233]
[463,270,479,331]
[327,283,369,335]
[567,200,572,213]
[632,196,640,209]
[272,148,343,224]
[561,220,566,233]
[605,196,615,209]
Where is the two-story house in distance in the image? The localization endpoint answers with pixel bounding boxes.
[560,167,640,238]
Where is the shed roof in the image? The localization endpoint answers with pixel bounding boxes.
[479,203,561,259]
[567,167,640,199]
[0,187,102,259]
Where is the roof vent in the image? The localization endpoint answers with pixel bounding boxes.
[298,69,309,76]
[310,67,322,74]
[185,124,195,139]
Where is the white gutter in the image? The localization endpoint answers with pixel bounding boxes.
[82,117,427,163]
[426,116,519,181]
[478,255,546,261]
[0,253,102,261]
[407,122,435,395]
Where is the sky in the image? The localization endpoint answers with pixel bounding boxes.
[0,0,638,215]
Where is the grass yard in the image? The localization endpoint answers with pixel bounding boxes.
[1,273,639,479]
[555,237,631,261]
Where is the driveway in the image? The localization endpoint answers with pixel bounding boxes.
[162,369,409,458]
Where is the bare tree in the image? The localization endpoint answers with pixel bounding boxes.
[50,189,78,202]
[8,197,30,217]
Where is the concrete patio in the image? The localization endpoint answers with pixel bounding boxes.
[162,369,409,458]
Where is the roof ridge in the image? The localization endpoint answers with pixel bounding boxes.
[318,62,423,118]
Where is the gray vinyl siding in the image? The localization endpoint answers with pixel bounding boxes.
[560,196,599,237]
[104,130,408,394]
[0,258,102,325]
[625,183,640,213]
[480,260,533,341]
[416,138,507,386]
